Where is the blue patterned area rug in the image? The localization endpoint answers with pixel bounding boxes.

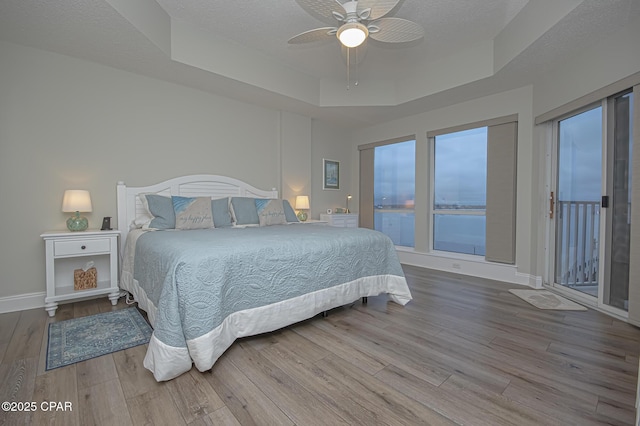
[46,308,152,371]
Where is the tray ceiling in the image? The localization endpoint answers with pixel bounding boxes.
[0,0,638,128]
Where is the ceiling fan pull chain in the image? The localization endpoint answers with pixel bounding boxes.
[355,46,358,86]
[347,47,350,90]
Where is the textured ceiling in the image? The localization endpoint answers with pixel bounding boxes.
[0,0,639,128]
[154,0,527,81]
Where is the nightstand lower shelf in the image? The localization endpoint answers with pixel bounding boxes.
[44,281,120,316]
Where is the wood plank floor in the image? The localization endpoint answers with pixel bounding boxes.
[1,265,639,425]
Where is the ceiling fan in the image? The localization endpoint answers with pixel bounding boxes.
[288,0,424,49]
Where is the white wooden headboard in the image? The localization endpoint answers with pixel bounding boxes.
[116,174,278,254]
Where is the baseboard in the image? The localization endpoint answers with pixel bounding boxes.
[520,273,544,289]
[397,250,541,288]
[0,292,45,314]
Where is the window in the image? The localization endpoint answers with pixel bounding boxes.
[374,140,415,247]
[433,127,487,255]
[360,116,516,260]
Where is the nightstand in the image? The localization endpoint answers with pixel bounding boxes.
[41,230,121,317]
[320,213,359,228]
[291,219,328,225]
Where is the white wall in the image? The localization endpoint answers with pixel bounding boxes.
[532,15,640,118]
[0,41,346,311]
[280,111,311,209]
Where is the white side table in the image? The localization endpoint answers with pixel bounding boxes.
[41,230,121,317]
[320,213,359,228]
[291,219,328,225]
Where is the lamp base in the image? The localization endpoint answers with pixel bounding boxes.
[296,211,308,222]
[67,212,88,231]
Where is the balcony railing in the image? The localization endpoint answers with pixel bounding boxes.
[555,200,600,286]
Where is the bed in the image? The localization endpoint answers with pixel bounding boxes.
[117,174,412,381]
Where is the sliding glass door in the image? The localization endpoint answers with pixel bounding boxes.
[550,91,633,314]
[554,106,602,297]
[604,92,633,310]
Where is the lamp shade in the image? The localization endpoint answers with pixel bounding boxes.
[62,190,93,213]
[295,195,310,210]
[337,22,368,48]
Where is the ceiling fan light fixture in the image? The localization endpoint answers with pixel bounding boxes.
[337,22,368,48]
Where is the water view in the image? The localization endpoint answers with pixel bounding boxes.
[373,129,488,255]
[375,209,486,255]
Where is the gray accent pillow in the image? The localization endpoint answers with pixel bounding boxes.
[211,197,233,228]
[283,200,299,223]
[230,197,260,225]
[140,194,175,229]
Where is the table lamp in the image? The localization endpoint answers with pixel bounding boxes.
[62,190,92,231]
[346,194,352,214]
[295,195,309,222]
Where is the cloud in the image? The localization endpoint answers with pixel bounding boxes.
[434,128,487,205]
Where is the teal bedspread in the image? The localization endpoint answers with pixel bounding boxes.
[134,224,407,357]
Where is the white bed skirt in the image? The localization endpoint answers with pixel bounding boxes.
[120,270,411,381]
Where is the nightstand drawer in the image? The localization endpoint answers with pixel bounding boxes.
[333,216,357,227]
[331,217,348,226]
[320,213,359,228]
[54,238,111,256]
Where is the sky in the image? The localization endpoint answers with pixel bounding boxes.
[374,140,416,207]
[433,127,487,207]
[373,128,487,207]
[557,106,603,202]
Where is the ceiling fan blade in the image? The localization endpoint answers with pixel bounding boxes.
[295,0,344,25]
[368,17,424,43]
[357,0,400,20]
[288,27,338,44]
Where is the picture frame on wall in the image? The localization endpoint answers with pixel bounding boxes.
[323,159,340,190]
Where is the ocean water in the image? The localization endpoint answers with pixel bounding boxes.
[375,211,415,248]
[374,211,486,255]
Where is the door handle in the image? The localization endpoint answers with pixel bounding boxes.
[549,191,554,219]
